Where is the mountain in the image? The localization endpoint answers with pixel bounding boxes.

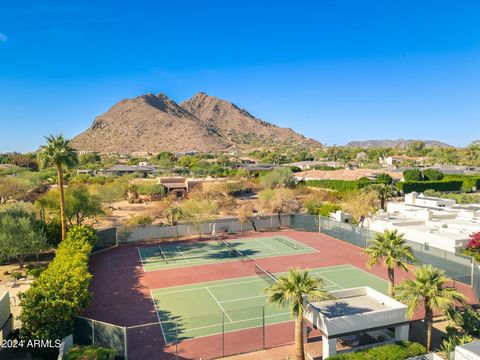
[180,92,317,148]
[345,139,453,149]
[71,92,321,154]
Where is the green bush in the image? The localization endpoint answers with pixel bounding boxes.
[422,169,443,181]
[65,345,116,360]
[136,183,165,196]
[396,180,463,193]
[19,225,97,341]
[403,169,423,181]
[376,173,393,184]
[327,341,426,360]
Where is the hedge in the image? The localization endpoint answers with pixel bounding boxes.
[19,225,97,341]
[327,341,426,360]
[305,179,386,192]
[396,180,463,193]
[443,175,480,191]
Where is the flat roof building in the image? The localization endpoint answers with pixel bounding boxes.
[364,192,480,253]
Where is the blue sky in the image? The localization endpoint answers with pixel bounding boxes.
[0,0,479,152]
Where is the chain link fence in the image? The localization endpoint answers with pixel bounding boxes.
[291,214,478,295]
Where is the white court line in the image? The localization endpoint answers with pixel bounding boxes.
[345,264,389,283]
[206,287,233,322]
[137,248,146,272]
[219,294,267,303]
[164,311,290,335]
[153,278,267,296]
[149,290,168,343]
[255,239,281,253]
[176,247,190,263]
[153,266,352,296]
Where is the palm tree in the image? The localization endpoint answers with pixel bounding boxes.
[395,265,466,352]
[264,268,334,360]
[364,229,415,296]
[37,135,78,240]
[366,183,398,210]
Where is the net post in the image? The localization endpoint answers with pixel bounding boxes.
[262,305,265,349]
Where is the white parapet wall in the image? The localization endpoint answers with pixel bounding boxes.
[305,287,408,338]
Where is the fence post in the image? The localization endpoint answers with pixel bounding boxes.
[124,326,127,360]
[471,260,475,287]
[222,312,225,357]
[92,319,95,347]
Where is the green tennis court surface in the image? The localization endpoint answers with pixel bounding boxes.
[138,235,317,271]
[151,264,387,343]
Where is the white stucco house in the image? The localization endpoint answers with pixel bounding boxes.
[363,192,480,253]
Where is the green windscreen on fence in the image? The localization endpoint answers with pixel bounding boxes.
[473,260,480,300]
[73,316,126,359]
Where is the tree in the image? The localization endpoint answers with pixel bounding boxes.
[0,176,32,204]
[0,203,48,269]
[258,188,300,227]
[165,205,182,226]
[341,190,378,223]
[364,229,415,296]
[238,202,259,231]
[406,141,426,156]
[422,169,443,181]
[376,173,393,184]
[260,167,295,189]
[403,169,423,182]
[36,186,104,226]
[179,199,217,237]
[264,268,333,360]
[395,265,466,352]
[366,183,398,210]
[38,135,79,240]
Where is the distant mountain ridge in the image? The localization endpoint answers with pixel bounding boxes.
[71,92,321,154]
[345,139,453,148]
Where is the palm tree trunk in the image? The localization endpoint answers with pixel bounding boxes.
[295,315,305,360]
[425,307,433,352]
[57,164,67,240]
[387,267,395,296]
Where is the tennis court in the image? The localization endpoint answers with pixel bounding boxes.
[151,264,387,343]
[138,235,317,271]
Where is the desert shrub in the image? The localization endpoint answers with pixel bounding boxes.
[136,183,165,196]
[422,169,443,181]
[305,179,382,193]
[260,167,295,188]
[65,345,116,360]
[125,215,154,227]
[403,169,423,182]
[304,199,340,217]
[19,225,97,341]
[328,341,426,360]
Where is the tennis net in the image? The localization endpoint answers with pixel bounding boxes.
[158,246,167,263]
[213,235,253,262]
[255,264,278,285]
[274,235,298,250]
